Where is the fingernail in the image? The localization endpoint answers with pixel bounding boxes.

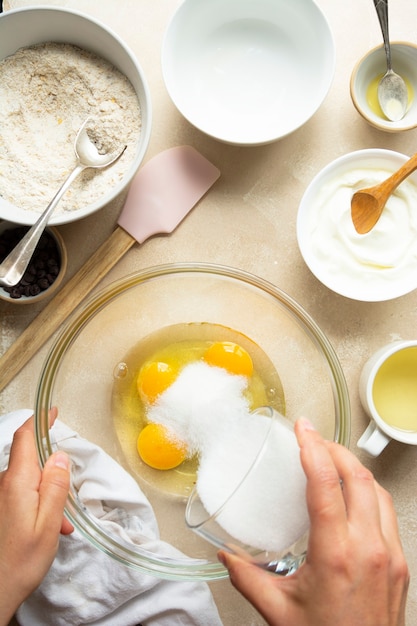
[217,551,227,566]
[53,452,70,470]
[298,417,316,431]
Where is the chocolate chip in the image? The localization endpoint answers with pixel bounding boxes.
[0,226,62,300]
[29,283,41,296]
[22,271,36,284]
[38,277,50,290]
[8,287,22,299]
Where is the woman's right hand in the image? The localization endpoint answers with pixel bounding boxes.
[219,417,409,626]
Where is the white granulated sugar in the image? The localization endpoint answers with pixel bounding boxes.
[0,43,142,215]
[147,361,250,456]
[146,361,309,552]
[197,415,310,552]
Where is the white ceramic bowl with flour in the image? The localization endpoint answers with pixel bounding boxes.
[34,264,350,581]
[0,7,151,225]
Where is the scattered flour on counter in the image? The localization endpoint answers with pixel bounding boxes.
[147,361,309,552]
[0,42,142,215]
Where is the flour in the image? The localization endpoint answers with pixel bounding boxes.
[0,42,142,215]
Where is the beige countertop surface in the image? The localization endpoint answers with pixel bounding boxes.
[1,0,417,624]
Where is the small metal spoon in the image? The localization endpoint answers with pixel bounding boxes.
[0,119,126,288]
[373,0,408,122]
[351,151,417,234]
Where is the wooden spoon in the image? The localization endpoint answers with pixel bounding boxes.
[351,151,417,234]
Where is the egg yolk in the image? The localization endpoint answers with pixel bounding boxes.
[203,341,253,377]
[137,423,187,470]
[137,361,178,404]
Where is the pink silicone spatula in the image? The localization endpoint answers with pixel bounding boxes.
[0,146,220,392]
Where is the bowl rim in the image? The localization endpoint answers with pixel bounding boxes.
[0,5,152,225]
[35,262,351,580]
[350,41,417,132]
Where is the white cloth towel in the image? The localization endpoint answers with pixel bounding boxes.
[0,409,223,626]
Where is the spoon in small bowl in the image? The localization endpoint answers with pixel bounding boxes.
[373,0,408,122]
[351,151,417,234]
[0,118,126,288]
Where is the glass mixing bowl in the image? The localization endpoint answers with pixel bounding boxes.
[35,263,350,581]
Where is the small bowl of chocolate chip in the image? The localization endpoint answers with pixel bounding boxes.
[0,221,67,304]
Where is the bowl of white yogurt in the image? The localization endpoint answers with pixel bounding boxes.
[0,7,152,225]
[297,149,417,302]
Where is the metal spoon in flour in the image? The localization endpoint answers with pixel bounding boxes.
[0,118,126,288]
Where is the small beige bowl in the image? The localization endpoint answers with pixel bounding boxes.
[0,221,67,304]
[350,42,417,132]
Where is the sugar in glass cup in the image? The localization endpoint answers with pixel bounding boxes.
[35,263,350,581]
[358,340,417,456]
[185,407,309,575]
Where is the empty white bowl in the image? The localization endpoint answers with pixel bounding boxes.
[297,149,417,302]
[162,0,335,145]
[0,7,151,225]
[350,42,417,132]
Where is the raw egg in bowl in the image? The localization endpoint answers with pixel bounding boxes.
[35,263,350,581]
